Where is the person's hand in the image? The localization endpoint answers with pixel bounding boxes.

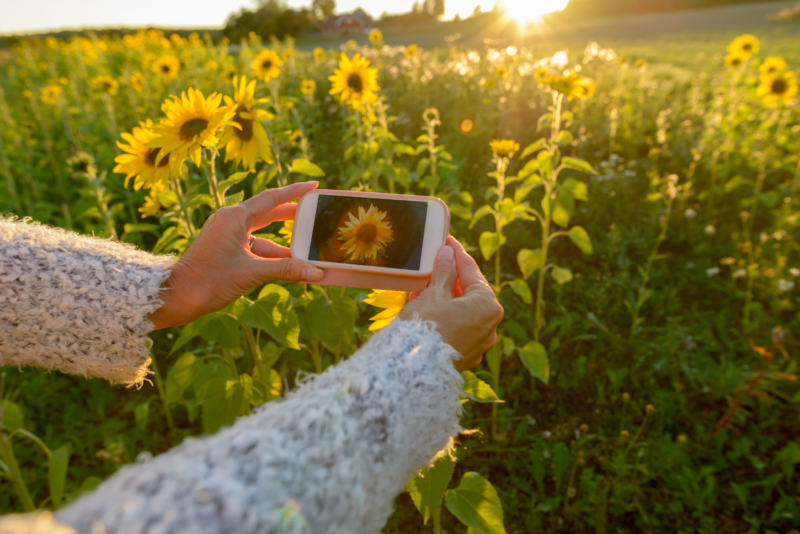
[398,236,504,371]
[149,181,324,330]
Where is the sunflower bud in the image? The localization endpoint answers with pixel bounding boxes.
[620,430,630,441]
[579,424,589,434]
[646,404,655,415]
[677,435,687,446]
[621,392,630,403]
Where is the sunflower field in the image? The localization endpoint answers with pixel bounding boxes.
[2,26,800,533]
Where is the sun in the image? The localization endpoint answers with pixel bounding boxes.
[501,0,569,24]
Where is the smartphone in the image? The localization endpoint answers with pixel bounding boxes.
[291,190,450,285]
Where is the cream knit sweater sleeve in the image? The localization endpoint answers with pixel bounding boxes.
[0,217,173,386]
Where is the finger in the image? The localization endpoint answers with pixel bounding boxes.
[448,236,490,294]
[428,245,457,297]
[249,257,323,284]
[250,237,292,259]
[243,181,317,218]
[250,203,297,231]
[408,291,421,302]
[453,280,464,298]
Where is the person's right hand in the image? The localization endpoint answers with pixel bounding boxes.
[398,236,504,371]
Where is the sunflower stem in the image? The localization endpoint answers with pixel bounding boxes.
[264,122,288,187]
[202,149,224,211]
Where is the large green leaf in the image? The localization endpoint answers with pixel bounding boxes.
[217,171,249,195]
[166,353,201,403]
[510,278,532,304]
[561,157,597,175]
[445,472,507,534]
[517,159,539,180]
[460,371,502,403]
[202,377,245,434]
[407,455,456,524]
[553,442,570,489]
[517,249,541,280]
[169,315,210,355]
[561,178,588,201]
[470,205,495,229]
[479,232,507,260]
[520,138,547,160]
[241,284,300,349]
[305,295,358,348]
[552,265,573,285]
[289,158,325,177]
[552,190,574,227]
[199,313,240,349]
[519,342,549,385]
[48,444,71,509]
[567,226,593,254]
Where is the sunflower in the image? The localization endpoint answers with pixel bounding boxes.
[139,181,166,218]
[152,56,180,81]
[725,53,746,69]
[757,70,798,107]
[345,40,357,50]
[337,205,394,263]
[364,290,409,331]
[300,79,317,95]
[147,88,236,167]
[728,34,759,57]
[496,66,509,79]
[313,47,326,63]
[91,75,119,96]
[40,85,61,105]
[143,53,157,68]
[329,53,380,110]
[251,49,283,82]
[205,60,219,73]
[279,220,293,244]
[570,76,596,100]
[130,71,145,93]
[282,49,294,61]
[369,28,383,45]
[405,44,418,58]
[760,57,787,77]
[66,151,97,177]
[114,119,175,190]
[533,66,552,86]
[490,139,520,158]
[219,76,275,172]
[222,65,237,83]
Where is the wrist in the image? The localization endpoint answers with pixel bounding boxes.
[148,261,207,330]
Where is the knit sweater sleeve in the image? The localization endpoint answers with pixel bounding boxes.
[52,319,464,534]
[0,217,173,386]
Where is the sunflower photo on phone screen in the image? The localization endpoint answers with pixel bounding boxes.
[337,205,394,263]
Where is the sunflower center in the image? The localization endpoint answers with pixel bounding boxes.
[162,65,171,73]
[262,60,272,70]
[357,223,378,242]
[347,73,364,93]
[743,43,752,52]
[180,118,209,138]
[234,105,253,142]
[771,78,788,95]
[146,148,170,168]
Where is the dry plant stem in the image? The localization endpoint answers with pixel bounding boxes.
[149,352,177,438]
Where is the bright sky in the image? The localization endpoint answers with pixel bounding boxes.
[0,0,563,35]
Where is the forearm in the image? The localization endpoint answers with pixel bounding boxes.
[0,217,173,386]
[54,319,464,534]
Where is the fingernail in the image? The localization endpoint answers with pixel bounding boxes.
[435,246,454,267]
[302,267,323,281]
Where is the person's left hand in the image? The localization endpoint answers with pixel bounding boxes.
[149,181,323,330]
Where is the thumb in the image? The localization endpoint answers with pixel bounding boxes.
[250,257,324,284]
[429,245,457,297]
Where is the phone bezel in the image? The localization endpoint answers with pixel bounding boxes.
[291,190,448,277]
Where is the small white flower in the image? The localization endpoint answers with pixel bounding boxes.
[166,333,174,340]
[543,450,551,459]
[707,267,720,277]
[704,225,716,236]
[684,208,697,219]
[789,268,800,278]
[567,487,576,498]
[733,268,747,279]
[542,430,552,439]
[777,279,795,292]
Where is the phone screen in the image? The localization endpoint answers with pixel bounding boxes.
[307,194,429,270]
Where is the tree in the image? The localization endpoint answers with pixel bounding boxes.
[433,0,445,17]
[312,0,336,19]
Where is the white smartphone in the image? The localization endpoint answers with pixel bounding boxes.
[291,190,450,279]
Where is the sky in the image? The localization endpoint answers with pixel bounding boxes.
[0,0,508,35]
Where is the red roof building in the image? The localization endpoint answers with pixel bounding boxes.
[320,9,374,38]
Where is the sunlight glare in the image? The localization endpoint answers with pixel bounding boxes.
[502,0,570,24]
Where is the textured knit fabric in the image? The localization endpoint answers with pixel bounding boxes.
[0,219,465,533]
[0,216,173,386]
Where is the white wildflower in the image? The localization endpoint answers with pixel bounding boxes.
[707,267,720,277]
[733,268,747,279]
[704,225,716,236]
[684,208,697,219]
[777,279,795,292]
[789,268,800,278]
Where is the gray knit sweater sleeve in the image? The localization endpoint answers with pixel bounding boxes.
[51,318,463,534]
[0,217,172,386]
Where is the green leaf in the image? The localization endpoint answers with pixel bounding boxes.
[517,248,541,280]
[561,157,597,175]
[510,278,533,304]
[202,377,245,434]
[416,158,430,177]
[122,223,159,238]
[166,353,201,402]
[224,190,245,206]
[537,113,553,132]
[217,171,249,194]
[552,190,574,227]
[517,159,539,180]
[134,402,149,431]
[48,444,71,509]
[0,400,25,431]
[479,232,507,261]
[557,130,574,145]
[241,284,301,349]
[153,226,182,254]
[74,476,102,497]
[514,180,539,203]
[407,455,457,524]
[724,175,747,193]
[199,313,240,349]
[520,138,547,160]
[169,315,210,355]
[252,168,276,196]
[450,204,472,220]
[519,342,549,384]
[157,190,179,207]
[394,143,416,156]
[305,296,358,348]
[776,442,800,482]
[289,158,325,177]
[537,150,553,178]
[445,472,507,534]
[567,226,593,254]
[530,451,545,493]
[182,194,214,211]
[552,266,573,285]
[460,371,502,403]
[553,442,570,489]
[470,205,494,229]
[561,178,588,201]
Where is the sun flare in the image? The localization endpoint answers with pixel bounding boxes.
[502,0,569,24]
